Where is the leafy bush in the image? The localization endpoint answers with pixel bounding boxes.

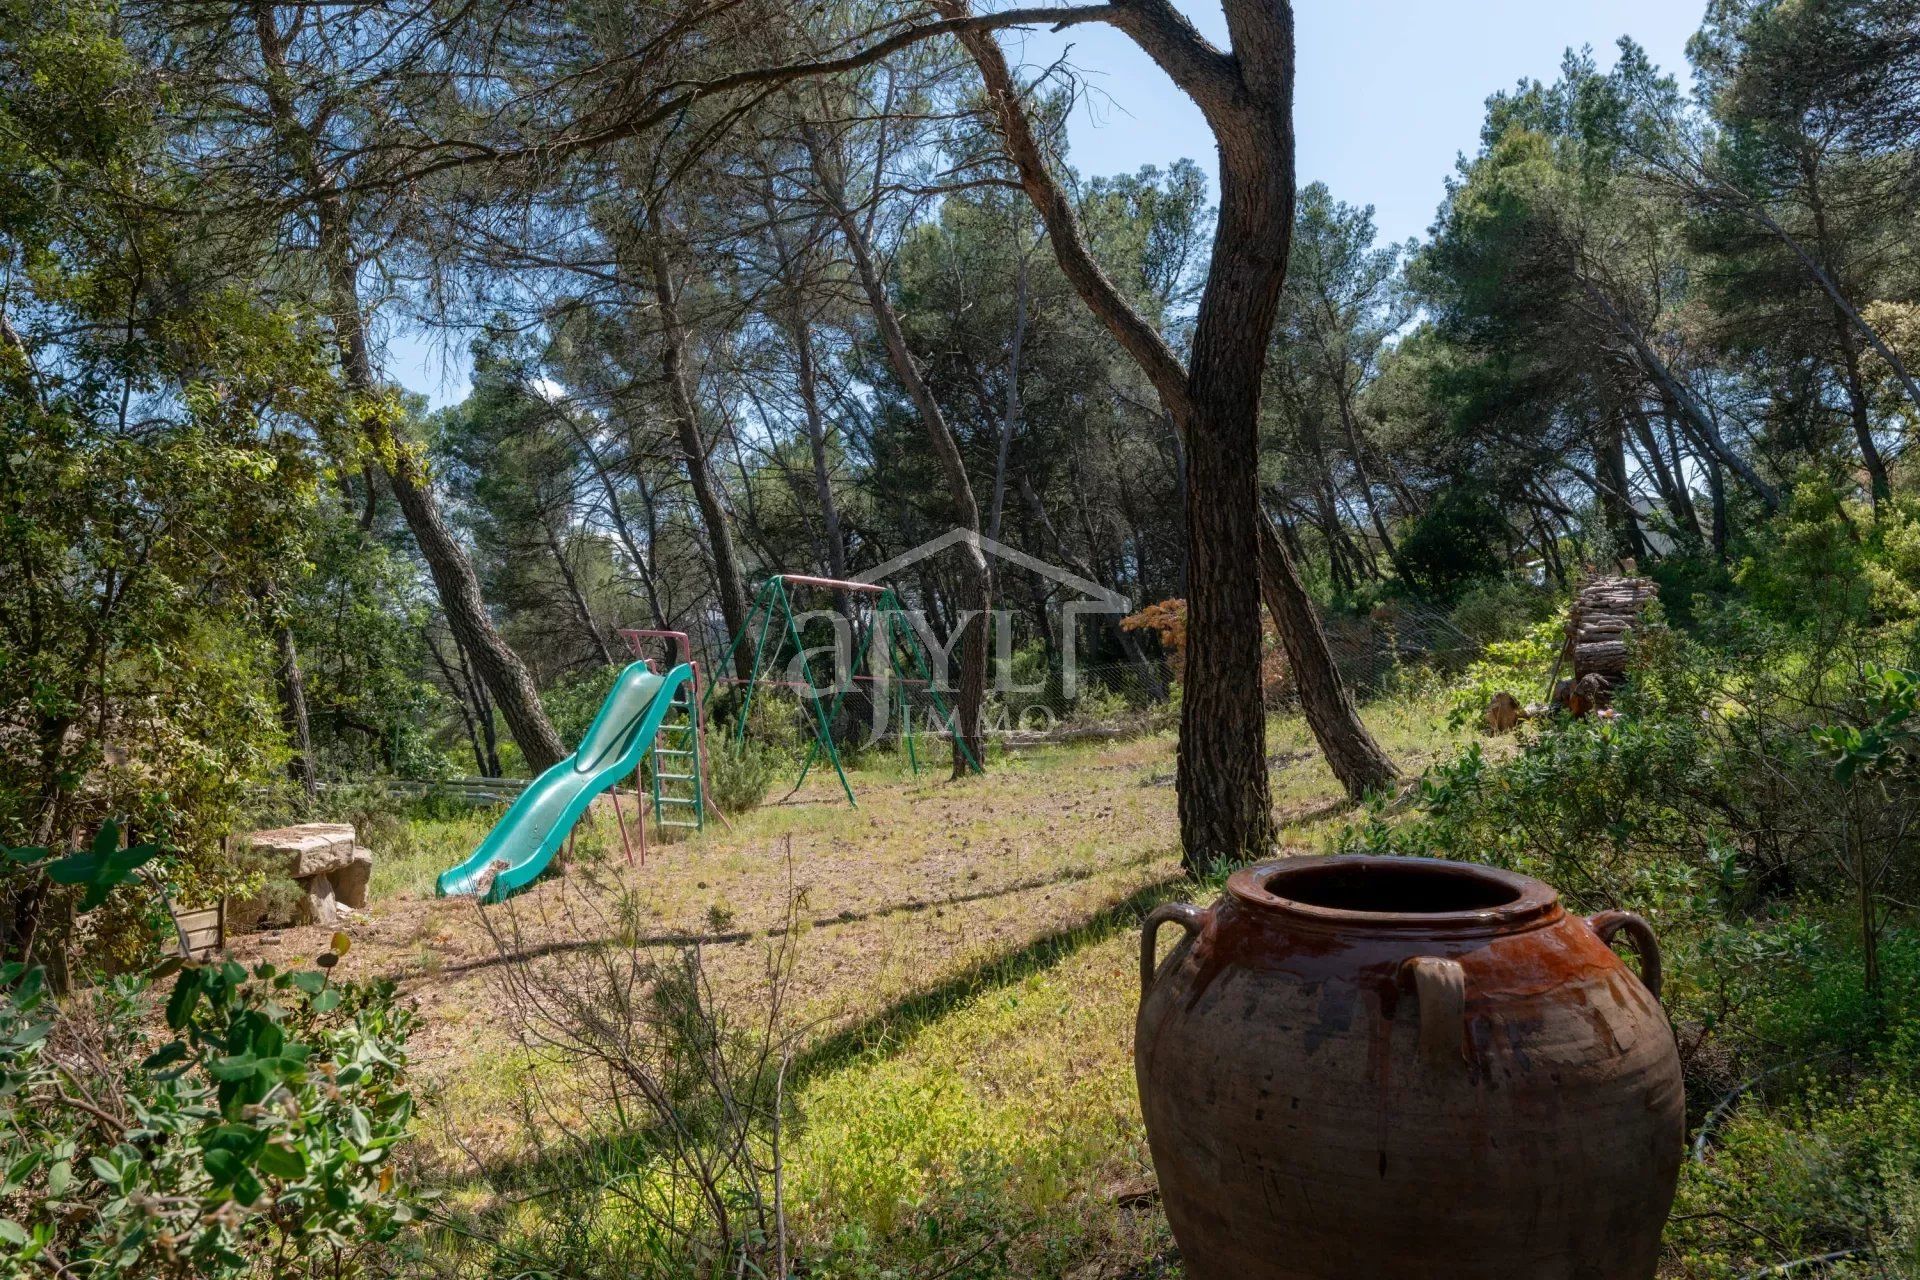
[705,689,804,816]
[707,738,784,815]
[1394,483,1509,600]
[1670,1023,1920,1277]
[543,662,627,749]
[1447,577,1561,645]
[1445,616,1563,728]
[1067,683,1131,727]
[0,942,415,1277]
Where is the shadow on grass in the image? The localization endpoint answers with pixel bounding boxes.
[431,848,1173,981]
[788,869,1191,1084]
[436,865,1194,1197]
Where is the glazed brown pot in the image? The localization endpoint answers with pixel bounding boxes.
[1136,856,1684,1280]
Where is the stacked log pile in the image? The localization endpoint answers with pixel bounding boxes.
[1569,577,1658,680]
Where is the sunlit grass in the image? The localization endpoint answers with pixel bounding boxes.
[338,694,1467,1275]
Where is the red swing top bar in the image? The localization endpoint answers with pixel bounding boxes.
[617,628,692,665]
[777,572,886,594]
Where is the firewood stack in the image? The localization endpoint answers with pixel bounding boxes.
[1569,576,1658,682]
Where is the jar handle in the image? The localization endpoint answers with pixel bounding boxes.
[1401,956,1467,1068]
[1587,910,1663,1001]
[1139,903,1208,1000]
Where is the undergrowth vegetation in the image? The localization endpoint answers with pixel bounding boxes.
[1332,490,1920,1276]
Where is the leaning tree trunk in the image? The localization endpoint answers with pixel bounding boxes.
[1253,515,1397,793]
[252,5,566,772]
[323,231,565,770]
[948,0,1396,826]
[790,308,850,583]
[541,515,614,665]
[810,131,988,776]
[376,442,567,770]
[647,225,754,675]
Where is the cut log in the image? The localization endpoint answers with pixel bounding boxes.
[1574,641,1630,672]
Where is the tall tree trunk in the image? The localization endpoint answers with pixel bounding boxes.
[790,309,850,582]
[274,621,318,802]
[1800,131,1893,507]
[1704,448,1729,563]
[556,401,664,624]
[1173,154,1284,865]
[377,440,566,768]
[1330,378,1410,578]
[542,516,614,665]
[1626,399,1700,539]
[1017,473,1167,702]
[1577,274,1779,511]
[427,631,489,776]
[1166,416,1190,597]
[251,4,566,771]
[1835,316,1893,506]
[645,221,754,676]
[950,5,1396,816]
[988,251,1031,544]
[329,248,562,766]
[754,183,850,592]
[456,633,504,777]
[1531,510,1567,587]
[1595,415,1652,564]
[809,131,988,776]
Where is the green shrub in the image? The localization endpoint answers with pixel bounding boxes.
[1670,1021,1920,1277]
[707,738,783,815]
[1068,683,1131,726]
[1444,616,1563,729]
[704,689,804,816]
[1448,577,1560,645]
[0,946,416,1276]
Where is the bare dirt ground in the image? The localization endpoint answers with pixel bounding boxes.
[229,735,1190,1133]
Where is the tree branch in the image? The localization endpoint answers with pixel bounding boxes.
[942,2,1193,418]
[401,5,1122,183]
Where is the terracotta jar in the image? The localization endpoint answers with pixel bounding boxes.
[1136,855,1684,1280]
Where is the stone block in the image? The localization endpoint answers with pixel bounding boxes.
[298,872,338,928]
[332,846,374,910]
[251,823,357,878]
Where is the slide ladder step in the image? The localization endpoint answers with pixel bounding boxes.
[647,668,706,836]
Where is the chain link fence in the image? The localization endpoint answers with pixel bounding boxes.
[771,595,1498,752]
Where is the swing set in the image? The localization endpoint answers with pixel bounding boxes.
[707,574,983,807]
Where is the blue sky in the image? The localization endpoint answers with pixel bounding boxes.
[388,0,1707,407]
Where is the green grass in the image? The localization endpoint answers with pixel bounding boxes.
[367,696,1465,1277]
[784,911,1172,1277]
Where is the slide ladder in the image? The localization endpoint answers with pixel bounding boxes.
[650,672,706,833]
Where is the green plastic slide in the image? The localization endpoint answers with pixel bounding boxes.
[435,661,691,903]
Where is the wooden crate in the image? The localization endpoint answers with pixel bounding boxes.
[172,901,225,960]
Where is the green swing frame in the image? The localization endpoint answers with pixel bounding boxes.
[705,574,984,807]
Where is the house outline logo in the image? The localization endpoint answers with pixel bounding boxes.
[854,528,1132,697]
